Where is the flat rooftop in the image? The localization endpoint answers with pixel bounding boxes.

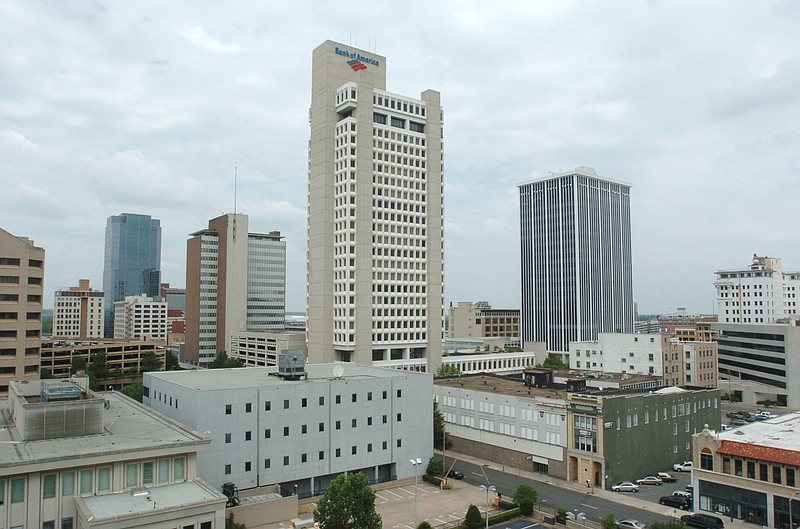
[718,412,800,451]
[435,374,568,401]
[147,363,428,391]
[0,390,207,469]
[77,481,223,521]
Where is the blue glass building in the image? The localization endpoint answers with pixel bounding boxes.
[102,213,162,337]
[518,167,634,353]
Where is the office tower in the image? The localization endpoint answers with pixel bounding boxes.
[53,279,105,338]
[306,40,444,370]
[185,213,286,366]
[714,254,800,324]
[113,294,168,340]
[0,228,44,393]
[102,213,161,336]
[518,166,634,353]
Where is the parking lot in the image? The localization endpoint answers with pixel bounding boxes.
[611,470,693,507]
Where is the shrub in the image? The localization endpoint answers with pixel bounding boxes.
[601,513,616,529]
[464,504,484,529]
[418,522,433,529]
[488,507,522,525]
[556,507,568,525]
[513,484,538,516]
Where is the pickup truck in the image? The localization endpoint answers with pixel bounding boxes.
[673,461,693,472]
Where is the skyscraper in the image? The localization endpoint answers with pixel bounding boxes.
[306,40,444,370]
[0,228,44,394]
[102,213,161,337]
[518,166,634,353]
[185,213,286,366]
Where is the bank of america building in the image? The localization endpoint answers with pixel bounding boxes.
[518,167,634,353]
[306,40,444,370]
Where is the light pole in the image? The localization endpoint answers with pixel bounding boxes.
[410,458,422,528]
[789,490,800,529]
[479,484,496,529]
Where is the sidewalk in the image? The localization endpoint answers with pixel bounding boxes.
[443,450,754,529]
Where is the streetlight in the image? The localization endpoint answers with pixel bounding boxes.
[789,490,800,529]
[479,484,496,529]
[410,458,422,528]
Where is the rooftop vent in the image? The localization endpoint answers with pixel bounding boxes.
[278,350,306,380]
[41,380,85,402]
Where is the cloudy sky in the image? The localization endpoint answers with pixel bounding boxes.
[1,1,798,314]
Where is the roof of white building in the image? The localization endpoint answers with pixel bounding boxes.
[717,412,800,451]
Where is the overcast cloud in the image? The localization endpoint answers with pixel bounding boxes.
[1,1,798,314]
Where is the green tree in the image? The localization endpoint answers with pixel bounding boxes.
[464,504,483,529]
[89,351,110,382]
[555,507,568,525]
[40,367,53,380]
[433,401,453,451]
[436,364,461,376]
[513,483,538,516]
[209,351,244,369]
[121,382,144,402]
[540,354,568,370]
[649,521,686,529]
[601,513,617,529]
[225,512,246,529]
[165,350,181,370]
[140,351,164,374]
[426,456,443,477]
[70,356,87,375]
[417,522,433,529]
[314,472,381,529]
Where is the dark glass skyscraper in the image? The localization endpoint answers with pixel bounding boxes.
[102,213,162,337]
[518,167,634,353]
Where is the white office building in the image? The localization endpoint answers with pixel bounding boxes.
[143,363,433,496]
[518,167,634,354]
[53,279,105,339]
[306,40,444,370]
[0,378,225,529]
[113,295,167,341]
[570,333,669,376]
[714,255,800,324]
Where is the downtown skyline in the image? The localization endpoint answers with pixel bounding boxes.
[1,1,799,314]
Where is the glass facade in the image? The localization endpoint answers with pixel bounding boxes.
[246,235,286,331]
[102,213,162,337]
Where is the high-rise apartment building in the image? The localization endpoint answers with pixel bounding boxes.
[113,294,168,340]
[102,213,161,337]
[53,279,105,338]
[185,213,286,366]
[518,166,634,353]
[0,228,44,394]
[306,40,444,370]
[714,254,799,324]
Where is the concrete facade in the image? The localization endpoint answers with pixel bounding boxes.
[53,279,105,339]
[664,340,718,388]
[40,338,166,383]
[229,331,307,367]
[185,214,286,367]
[570,333,670,376]
[447,301,520,345]
[0,379,225,529]
[306,40,444,370]
[692,414,800,529]
[0,228,44,394]
[113,295,167,341]
[143,364,433,496]
[714,255,800,324]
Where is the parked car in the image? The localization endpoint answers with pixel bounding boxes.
[659,495,692,510]
[636,476,664,486]
[657,472,678,483]
[720,424,732,431]
[672,490,692,499]
[673,461,693,472]
[612,481,640,492]
[756,411,777,419]
[731,419,747,426]
[681,513,724,529]
[744,416,757,422]
[567,512,586,522]
[617,520,647,529]
[446,468,465,479]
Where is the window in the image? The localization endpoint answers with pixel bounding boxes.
[747,461,755,479]
[383,415,388,424]
[735,459,743,477]
[773,466,782,484]
[760,463,768,482]
[225,433,232,443]
[302,424,308,434]
[265,428,271,438]
[284,399,290,409]
[336,395,341,404]
[700,450,713,470]
[367,391,373,401]
[367,417,372,426]
[336,448,341,458]
[174,458,185,481]
[124,464,137,488]
[265,401,271,411]
[283,426,289,436]
[390,116,405,128]
[373,113,387,124]
[788,469,796,487]
[79,469,93,494]
[142,462,153,485]
[43,521,55,529]
[99,466,112,490]
[382,441,387,450]
[62,518,74,529]
[245,462,251,472]
[319,451,325,460]
[351,419,357,428]
[201,522,212,529]
[319,396,325,405]
[397,389,402,398]
[301,453,307,463]
[11,478,24,503]
[409,121,425,133]
[352,446,357,455]
[245,402,252,413]
[397,439,402,448]
[264,459,271,469]
[319,422,325,432]
[245,431,252,441]
[43,474,56,499]
[336,420,341,430]
[352,393,357,402]
[302,397,307,408]
[225,404,232,415]
[382,390,387,399]
[397,413,402,422]
[224,464,231,475]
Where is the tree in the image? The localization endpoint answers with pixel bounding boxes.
[140,351,163,374]
[40,367,53,380]
[225,512,246,529]
[433,402,453,451]
[89,351,110,382]
[540,354,568,371]
[417,522,433,529]
[426,456,443,477]
[649,521,686,529]
[513,483,538,516]
[209,351,244,369]
[314,472,381,529]
[121,383,144,402]
[70,356,87,376]
[436,364,461,377]
[464,504,483,529]
[165,350,181,370]
[555,507,568,525]
[601,513,617,529]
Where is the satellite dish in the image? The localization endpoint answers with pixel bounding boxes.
[333,365,344,379]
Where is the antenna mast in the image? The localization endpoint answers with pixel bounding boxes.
[234,166,238,214]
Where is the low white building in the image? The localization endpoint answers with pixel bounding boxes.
[0,378,225,529]
[229,331,307,367]
[144,363,433,497]
[113,295,167,340]
[570,333,670,376]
